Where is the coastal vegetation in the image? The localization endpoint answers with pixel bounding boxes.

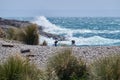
[0,28,6,38]
[6,27,19,40]
[90,54,120,80]
[47,49,88,80]
[5,24,39,45]
[0,49,120,80]
[18,24,39,45]
[0,54,44,80]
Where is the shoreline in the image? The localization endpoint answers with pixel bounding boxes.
[0,39,120,69]
[0,17,66,41]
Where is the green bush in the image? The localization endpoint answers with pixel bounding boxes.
[18,24,39,45]
[0,54,44,80]
[90,54,120,80]
[47,49,88,80]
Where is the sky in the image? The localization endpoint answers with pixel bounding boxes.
[0,0,120,17]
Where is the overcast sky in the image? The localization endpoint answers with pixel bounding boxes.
[0,0,120,17]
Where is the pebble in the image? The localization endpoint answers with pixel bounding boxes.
[0,39,120,69]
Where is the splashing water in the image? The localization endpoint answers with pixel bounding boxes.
[33,16,120,46]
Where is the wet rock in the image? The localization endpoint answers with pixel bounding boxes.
[39,30,66,41]
[0,17,66,41]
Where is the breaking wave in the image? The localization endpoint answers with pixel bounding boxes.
[33,16,120,46]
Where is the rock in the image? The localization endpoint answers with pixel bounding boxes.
[0,17,66,41]
[2,44,14,47]
[26,54,36,57]
[20,49,30,53]
[0,18,30,28]
[39,30,66,41]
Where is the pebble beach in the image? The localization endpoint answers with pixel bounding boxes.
[0,38,120,69]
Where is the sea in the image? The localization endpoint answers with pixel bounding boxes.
[6,16,120,46]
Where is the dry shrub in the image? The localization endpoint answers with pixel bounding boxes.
[90,54,120,80]
[47,49,88,80]
[0,54,45,80]
[18,24,39,45]
[6,24,39,45]
[0,28,6,38]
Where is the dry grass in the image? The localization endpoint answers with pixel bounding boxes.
[0,54,45,80]
[18,24,39,45]
[6,27,19,40]
[90,54,120,80]
[47,49,88,80]
[0,28,6,38]
[6,24,39,45]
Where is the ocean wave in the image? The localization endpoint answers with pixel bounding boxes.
[73,36,120,45]
[40,35,120,46]
[32,16,120,35]
[32,16,120,45]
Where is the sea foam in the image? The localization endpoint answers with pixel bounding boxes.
[33,16,120,46]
